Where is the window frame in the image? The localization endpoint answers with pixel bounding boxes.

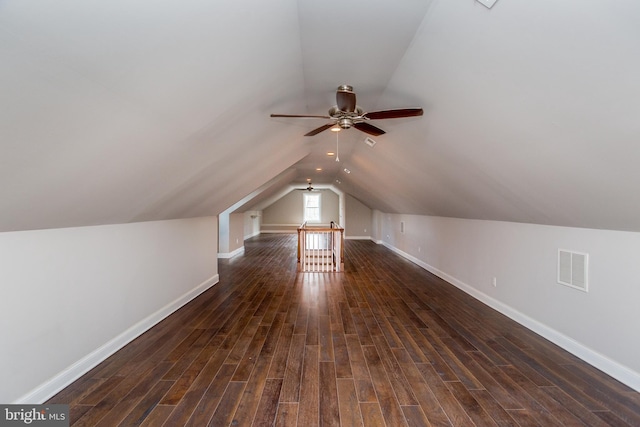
[303,192,321,223]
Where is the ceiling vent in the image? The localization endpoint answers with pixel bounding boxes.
[364,137,377,148]
[476,0,498,8]
[558,249,589,292]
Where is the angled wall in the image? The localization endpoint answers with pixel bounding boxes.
[345,194,372,239]
[373,212,640,391]
[0,217,218,403]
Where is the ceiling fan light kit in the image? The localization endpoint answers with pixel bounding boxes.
[271,85,423,136]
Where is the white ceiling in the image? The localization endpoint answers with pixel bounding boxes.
[2,0,640,232]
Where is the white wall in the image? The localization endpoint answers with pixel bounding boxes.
[218,212,246,258]
[0,217,219,403]
[218,213,230,254]
[244,211,261,239]
[373,212,640,391]
[262,189,339,231]
[345,194,372,239]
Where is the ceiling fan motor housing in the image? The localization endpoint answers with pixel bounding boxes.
[338,118,352,129]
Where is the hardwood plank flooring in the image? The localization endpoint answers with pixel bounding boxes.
[48,234,640,426]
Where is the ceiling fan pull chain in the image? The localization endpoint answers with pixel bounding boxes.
[336,132,340,162]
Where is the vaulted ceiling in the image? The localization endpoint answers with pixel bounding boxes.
[2,0,640,233]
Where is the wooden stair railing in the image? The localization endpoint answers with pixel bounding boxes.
[297,221,344,272]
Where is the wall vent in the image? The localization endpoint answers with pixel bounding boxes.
[558,249,588,292]
[364,137,377,147]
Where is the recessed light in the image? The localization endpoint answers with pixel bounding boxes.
[343,168,351,174]
[316,168,322,171]
[327,152,335,156]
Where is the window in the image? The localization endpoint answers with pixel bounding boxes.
[303,193,321,223]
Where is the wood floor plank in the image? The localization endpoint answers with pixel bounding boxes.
[231,355,273,426]
[45,235,640,427]
[72,361,171,427]
[160,335,223,405]
[391,348,452,427]
[253,378,283,426]
[371,335,418,406]
[319,362,341,426]
[340,301,357,334]
[298,345,319,426]
[319,314,334,361]
[139,405,174,427]
[468,389,519,427]
[336,379,364,427]
[232,324,270,381]
[183,363,237,427]
[280,334,306,402]
[416,364,475,426]
[359,402,386,427]
[116,379,174,427]
[94,361,173,427]
[161,351,233,425]
[333,330,353,379]
[362,345,408,427]
[275,402,299,427]
[268,322,295,379]
[444,380,499,427]
[402,405,432,427]
[345,335,377,403]
[206,381,246,427]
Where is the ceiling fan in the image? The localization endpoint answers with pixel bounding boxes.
[295,182,318,192]
[271,85,423,136]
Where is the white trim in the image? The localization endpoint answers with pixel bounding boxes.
[303,192,322,223]
[244,231,260,240]
[345,235,372,240]
[218,246,244,259]
[377,240,640,392]
[14,274,220,404]
[557,248,589,292]
[260,223,301,227]
[260,230,297,234]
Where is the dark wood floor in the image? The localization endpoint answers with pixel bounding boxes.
[48,234,640,426]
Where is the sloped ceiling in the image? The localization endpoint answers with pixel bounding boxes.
[2,0,640,232]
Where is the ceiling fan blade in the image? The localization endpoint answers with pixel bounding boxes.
[363,108,423,120]
[353,122,386,136]
[304,123,334,136]
[271,114,331,119]
[336,89,356,112]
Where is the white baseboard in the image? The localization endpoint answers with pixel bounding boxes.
[345,235,372,240]
[260,230,297,234]
[378,241,640,392]
[14,274,220,404]
[244,231,260,240]
[218,246,244,259]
